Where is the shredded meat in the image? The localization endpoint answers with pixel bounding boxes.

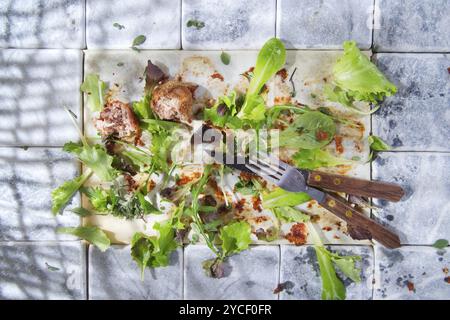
[151,80,197,123]
[95,100,141,144]
[285,223,308,246]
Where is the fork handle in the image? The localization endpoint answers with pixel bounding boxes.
[319,193,401,249]
[307,171,405,202]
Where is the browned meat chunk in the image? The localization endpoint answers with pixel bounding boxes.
[151,80,197,123]
[95,100,141,144]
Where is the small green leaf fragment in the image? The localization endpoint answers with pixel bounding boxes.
[186,19,205,30]
[57,226,111,252]
[433,239,449,249]
[132,35,147,46]
[45,262,60,272]
[220,51,231,65]
[69,207,93,217]
[113,23,125,30]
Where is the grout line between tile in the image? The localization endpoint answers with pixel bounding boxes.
[371,0,376,51]
[180,0,183,50]
[277,245,281,300]
[274,0,278,38]
[181,246,185,300]
[85,243,89,300]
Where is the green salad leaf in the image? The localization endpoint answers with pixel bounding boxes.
[80,74,108,112]
[279,111,336,149]
[220,51,231,65]
[220,221,252,257]
[57,226,110,252]
[292,149,352,170]
[69,207,94,217]
[83,187,111,212]
[51,171,92,215]
[308,222,362,300]
[327,41,397,109]
[238,38,286,121]
[262,187,310,208]
[203,90,242,128]
[432,239,449,249]
[272,206,310,223]
[368,135,391,151]
[131,221,178,278]
[314,245,347,300]
[63,142,118,181]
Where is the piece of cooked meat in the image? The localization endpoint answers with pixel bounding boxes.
[95,100,141,144]
[151,80,197,123]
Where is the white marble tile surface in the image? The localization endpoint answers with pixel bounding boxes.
[89,246,183,300]
[184,245,279,299]
[0,148,81,241]
[373,54,450,152]
[280,245,374,300]
[86,0,181,49]
[374,0,450,52]
[182,0,276,50]
[374,246,450,300]
[277,0,373,49]
[372,153,450,245]
[0,49,82,146]
[0,0,85,49]
[0,242,86,299]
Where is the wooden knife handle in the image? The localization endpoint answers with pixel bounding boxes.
[307,171,405,202]
[319,193,401,249]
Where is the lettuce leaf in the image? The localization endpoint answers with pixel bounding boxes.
[51,171,91,215]
[262,187,310,208]
[368,135,391,151]
[327,41,397,108]
[292,149,353,170]
[203,90,243,128]
[272,207,310,223]
[279,111,336,149]
[219,221,252,257]
[80,74,108,112]
[237,38,286,122]
[131,221,178,278]
[57,226,110,252]
[63,142,118,181]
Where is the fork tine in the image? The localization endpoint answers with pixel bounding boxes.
[245,162,282,185]
[255,151,287,176]
[248,159,283,179]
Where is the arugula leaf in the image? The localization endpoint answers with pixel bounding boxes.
[237,38,286,121]
[131,221,178,278]
[433,239,448,249]
[272,207,310,223]
[262,187,310,208]
[186,19,205,30]
[220,51,231,65]
[368,135,391,151]
[327,41,397,109]
[63,142,117,181]
[57,226,110,252]
[219,221,252,257]
[279,111,336,149]
[292,149,352,170]
[80,74,107,112]
[51,171,91,215]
